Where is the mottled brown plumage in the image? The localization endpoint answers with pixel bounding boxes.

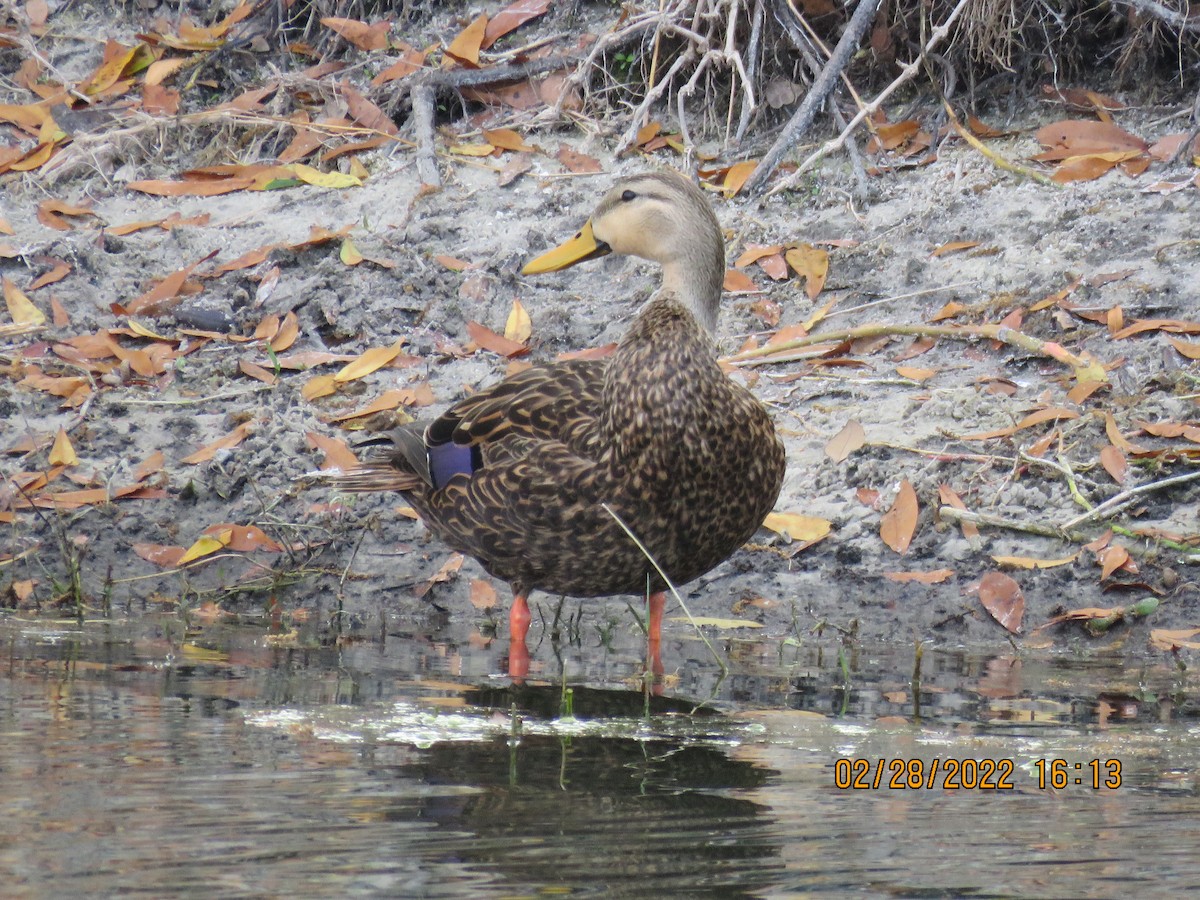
[327,172,786,649]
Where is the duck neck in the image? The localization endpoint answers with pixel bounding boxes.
[658,241,724,335]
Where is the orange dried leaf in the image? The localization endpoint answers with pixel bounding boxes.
[339,79,398,135]
[825,420,865,463]
[482,0,550,48]
[883,569,954,584]
[178,533,229,565]
[880,478,918,554]
[978,571,1024,634]
[334,340,405,382]
[467,320,529,358]
[302,374,338,401]
[416,553,465,597]
[757,252,789,281]
[445,13,487,66]
[48,427,77,466]
[1104,412,1146,454]
[29,258,71,290]
[181,420,255,465]
[556,144,602,174]
[124,251,216,315]
[306,431,360,471]
[483,128,535,152]
[3,276,45,325]
[270,312,300,352]
[991,554,1078,570]
[931,240,981,258]
[1166,336,1200,360]
[133,450,165,482]
[133,543,187,568]
[1051,151,1141,184]
[1035,119,1148,156]
[503,298,532,344]
[896,366,936,382]
[931,301,965,322]
[784,244,828,299]
[734,244,783,267]
[722,160,758,198]
[1100,444,1127,484]
[1098,544,1130,580]
[239,359,277,384]
[1150,628,1200,652]
[468,578,499,609]
[761,512,831,542]
[723,269,760,293]
[202,523,283,552]
[937,483,978,539]
[321,17,391,51]
[371,44,427,85]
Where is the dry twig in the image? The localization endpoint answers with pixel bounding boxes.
[766,0,971,198]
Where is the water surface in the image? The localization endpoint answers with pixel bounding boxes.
[2,615,1198,897]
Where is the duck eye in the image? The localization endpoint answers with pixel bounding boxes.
[620,189,636,202]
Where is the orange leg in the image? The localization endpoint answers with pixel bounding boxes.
[508,593,531,681]
[647,591,665,679]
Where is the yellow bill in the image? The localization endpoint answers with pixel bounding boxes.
[522,220,610,274]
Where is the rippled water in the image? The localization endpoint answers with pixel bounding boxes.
[2,614,1199,898]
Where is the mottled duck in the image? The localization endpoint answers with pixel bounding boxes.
[327,171,786,679]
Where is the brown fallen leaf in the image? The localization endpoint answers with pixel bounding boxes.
[504,298,532,344]
[181,420,256,465]
[883,569,954,584]
[484,128,536,153]
[937,484,978,540]
[896,366,936,382]
[1104,411,1147,454]
[132,449,165,482]
[825,420,865,463]
[123,251,218,316]
[556,144,602,174]
[202,523,284,552]
[784,244,828,299]
[761,511,831,542]
[931,240,981,258]
[178,534,229,565]
[992,553,1078,569]
[321,17,391,51]
[467,320,529,358]
[1097,544,1131,580]
[28,257,71,290]
[978,571,1024,634]
[133,543,187,568]
[3,276,45,325]
[1099,444,1127,484]
[1166,336,1200,360]
[959,407,1080,441]
[371,44,427,85]
[339,79,398,135]
[1149,628,1200,652]
[723,269,760,293]
[722,160,758,198]
[469,578,499,609]
[1034,119,1148,157]
[416,553,465,597]
[334,340,405,382]
[306,431,359,471]
[498,152,534,187]
[880,478,918,554]
[445,14,487,66]
[482,0,550,48]
[48,427,77,466]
